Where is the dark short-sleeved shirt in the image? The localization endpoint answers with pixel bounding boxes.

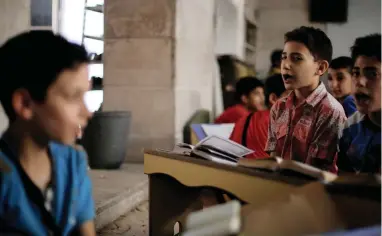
[337,111,381,174]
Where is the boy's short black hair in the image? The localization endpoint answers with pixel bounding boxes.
[284,26,333,63]
[264,74,286,107]
[351,34,381,62]
[235,77,264,102]
[329,56,353,72]
[270,49,283,67]
[0,30,89,121]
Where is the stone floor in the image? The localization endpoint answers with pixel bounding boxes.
[91,164,148,230]
[98,201,149,236]
[91,164,145,207]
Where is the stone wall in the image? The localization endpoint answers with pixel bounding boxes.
[0,0,30,133]
[254,0,325,78]
[103,0,176,162]
[104,0,219,161]
[327,0,381,58]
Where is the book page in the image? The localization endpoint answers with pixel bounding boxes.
[201,124,235,139]
[164,143,194,156]
[195,135,254,157]
[192,149,238,166]
[238,157,281,171]
[279,160,337,182]
[238,157,337,182]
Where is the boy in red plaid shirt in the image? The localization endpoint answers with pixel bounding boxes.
[265,26,346,172]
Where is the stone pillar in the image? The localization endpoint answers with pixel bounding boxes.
[104,0,176,162]
[104,0,217,162]
[0,0,30,133]
[174,0,216,142]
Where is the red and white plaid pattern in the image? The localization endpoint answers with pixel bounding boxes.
[265,83,346,172]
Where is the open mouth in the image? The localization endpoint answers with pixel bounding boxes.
[355,92,371,104]
[282,74,294,83]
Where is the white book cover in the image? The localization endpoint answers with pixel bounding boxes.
[201,124,235,139]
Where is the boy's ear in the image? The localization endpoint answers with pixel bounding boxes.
[316,60,330,76]
[241,95,248,105]
[269,93,278,106]
[12,89,34,120]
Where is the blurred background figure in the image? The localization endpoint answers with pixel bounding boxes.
[215,77,265,124]
[327,56,357,117]
[267,49,283,77]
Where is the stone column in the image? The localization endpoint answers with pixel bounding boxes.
[104,0,176,162]
[104,0,217,162]
[174,0,216,142]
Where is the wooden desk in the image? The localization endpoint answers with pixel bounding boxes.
[240,182,381,235]
[144,150,310,236]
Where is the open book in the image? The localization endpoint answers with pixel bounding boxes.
[171,135,254,166]
[238,157,338,182]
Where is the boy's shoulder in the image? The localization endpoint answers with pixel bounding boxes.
[49,142,88,166]
[316,90,346,117]
[339,111,365,139]
[215,104,249,123]
[49,142,85,155]
[227,104,248,114]
[342,95,357,117]
[270,93,290,113]
[0,142,87,177]
[343,111,365,129]
[270,88,346,122]
[343,95,356,104]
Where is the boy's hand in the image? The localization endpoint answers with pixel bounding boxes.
[269,152,277,157]
[79,221,96,236]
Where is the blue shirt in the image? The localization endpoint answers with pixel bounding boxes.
[0,142,95,235]
[338,112,381,173]
[323,225,381,236]
[342,95,357,118]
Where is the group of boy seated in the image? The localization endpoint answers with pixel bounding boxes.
[0,25,379,235]
[216,26,381,175]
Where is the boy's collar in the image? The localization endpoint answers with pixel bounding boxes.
[286,82,327,108]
